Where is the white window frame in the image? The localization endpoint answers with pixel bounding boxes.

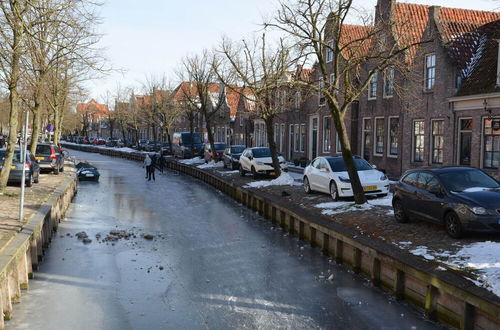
[322,116,331,153]
[368,72,378,100]
[373,116,384,156]
[412,119,425,163]
[326,40,334,63]
[387,116,399,158]
[481,116,500,170]
[383,67,394,98]
[294,124,300,152]
[424,53,436,90]
[289,124,294,155]
[274,123,279,143]
[361,117,371,159]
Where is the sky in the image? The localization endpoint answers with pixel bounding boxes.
[87,0,499,103]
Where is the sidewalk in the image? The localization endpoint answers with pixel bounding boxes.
[0,167,75,253]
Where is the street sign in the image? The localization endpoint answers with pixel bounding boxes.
[46,124,54,132]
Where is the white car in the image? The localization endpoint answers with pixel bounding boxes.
[239,147,288,178]
[303,156,389,200]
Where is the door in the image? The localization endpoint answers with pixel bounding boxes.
[362,118,372,161]
[308,158,322,190]
[398,172,420,216]
[413,172,447,223]
[458,118,472,165]
[310,117,318,160]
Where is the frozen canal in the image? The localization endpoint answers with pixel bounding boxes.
[8,150,440,329]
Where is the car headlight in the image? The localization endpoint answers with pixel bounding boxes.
[380,174,388,180]
[256,161,264,165]
[468,206,488,215]
[339,176,350,183]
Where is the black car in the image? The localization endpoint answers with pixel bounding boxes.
[0,148,40,187]
[223,145,246,170]
[137,139,149,150]
[35,143,64,174]
[76,162,100,182]
[160,143,172,156]
[392,167,500,238]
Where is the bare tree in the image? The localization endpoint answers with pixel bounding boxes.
[178,50,228,161]
[218,34,298,176]
[268,0,429,204]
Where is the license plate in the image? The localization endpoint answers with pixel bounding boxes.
[85,174,94,177]
[36,156,44,160]
[363,185,377,191]
[270,172,275,176]
[10,166,15,169]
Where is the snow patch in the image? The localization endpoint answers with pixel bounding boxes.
[179,157,205,165]
[245,173,301,188]
[461,187,490,192]
[217,170,239,175]
[315,194,393,215]
[197,161,224,169]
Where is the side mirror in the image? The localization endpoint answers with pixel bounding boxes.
[371,164,377,169]
[249,156,253,160]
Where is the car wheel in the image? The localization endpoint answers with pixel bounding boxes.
[303,176,312,194]
[329,181,339,201]
[251,166,259,179]
[445,212,463,238]
[34,171,39,184]
[60,165,64,172]
[223,161,227,169]
[54,167,59,175]
[239,166,246,177]
[393,199,409,223]
[26,174,33,187]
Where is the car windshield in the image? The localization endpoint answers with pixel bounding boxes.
[182,135,202,144]
[36,145,52,154]
[252,148,271,158]
[231,146,245,154]
[438,169,500,192]
[0,150,22,163]
[214,143,226,151]
[326,158,373,172]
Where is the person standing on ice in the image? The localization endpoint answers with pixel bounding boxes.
[143,154,152,179]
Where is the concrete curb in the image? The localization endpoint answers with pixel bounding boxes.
[62,143,500,330]
[0,168,77,329]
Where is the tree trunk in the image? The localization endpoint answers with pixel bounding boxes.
[205,119,218,162]
[332,111,367,204]
[264,117,281,176]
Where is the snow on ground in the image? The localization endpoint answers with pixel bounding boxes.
[179,157,205,165]
[197,161,224,169]
[408,242,500,297]
[288,171,304,181]
[217,170,239,175]
[315,194,393,215]
[245,172,302,188]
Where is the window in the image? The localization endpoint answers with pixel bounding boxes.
[424,54,436,90]
[289,124,294,154]
[388,117,399,157]
[362,118,371,160]
[497,40,500,86]
[323,117,331,152]
[319,78,325,106]
[336,132,342,153]
[274,124,279,143]
[374,117,384,156]
[280,124,285,153]
[402,172,419,186]
[458,118,472,165]
[368,72,378,99]
[326,40,334,63]
[295,91,301,109]
[413,120,425,162]
[294,124,300,152]
[416,172,440,191]
[300,124,305,152]
[431,120,444,164]
[384,67,394,98]
[483,118,500,169]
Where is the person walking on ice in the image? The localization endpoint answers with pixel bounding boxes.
[143,154,152,179]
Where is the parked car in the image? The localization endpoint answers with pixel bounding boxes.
[92,138,106,145]
[0,148,40,187]
[392,167,500,238]
[144,140,161,152]
[136,139,149,150]
[239,147,288,178]
[106,137,120,147]
[117,138,133,148]
[223,145,246,170]
[303,156,389,201]
[172,132,204,158]
[160,143,172,156]
[203,142,227,163]
[35,143,64,174]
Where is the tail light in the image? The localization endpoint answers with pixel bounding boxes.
[25,163,31,169]
[49,154,57,159]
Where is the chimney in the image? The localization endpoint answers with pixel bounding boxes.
[375,0,396,23]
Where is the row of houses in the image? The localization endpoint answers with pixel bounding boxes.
[171,0,500,179]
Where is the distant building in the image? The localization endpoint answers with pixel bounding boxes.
[76,99,110,138]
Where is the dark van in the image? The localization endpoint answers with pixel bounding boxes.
[173,132,204,159]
